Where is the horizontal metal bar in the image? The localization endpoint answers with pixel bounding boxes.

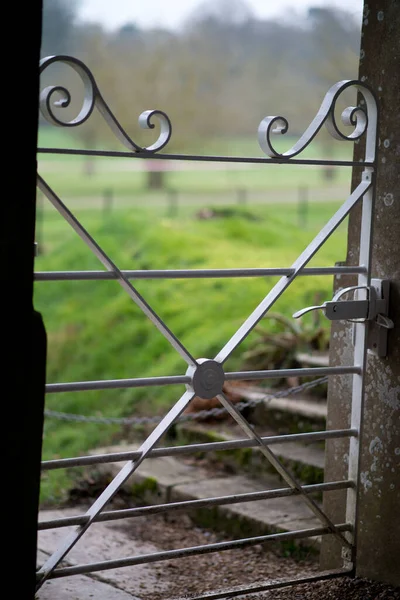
[171,569,354,600]
[37,146,374,168]
[34,265,368,282]
[45,366,360,394]
[45,374,190,393]
[42,428,357,471]
[39,480,353,530]
[43,523,351,579]
[225,366,361,381]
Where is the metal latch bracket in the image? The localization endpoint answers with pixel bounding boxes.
[293,279,393,357]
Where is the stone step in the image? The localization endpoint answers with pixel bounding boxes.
[228,386,328,434]
[174,421,326,486]
[294,352,330,368]
[93,444,326,555]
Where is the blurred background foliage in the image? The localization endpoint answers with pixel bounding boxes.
[39,0,361,155]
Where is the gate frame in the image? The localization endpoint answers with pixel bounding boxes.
[34,54,381,597]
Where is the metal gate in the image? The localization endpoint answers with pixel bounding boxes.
[35,55,385,597]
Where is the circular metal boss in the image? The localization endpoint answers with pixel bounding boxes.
[185,359,225,399]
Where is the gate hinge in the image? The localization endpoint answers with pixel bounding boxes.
[293,279,393,357]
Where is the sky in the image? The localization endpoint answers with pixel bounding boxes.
[77,0,364,31]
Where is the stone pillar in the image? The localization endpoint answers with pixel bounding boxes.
[320,267,355,569]
[321,0,400,586]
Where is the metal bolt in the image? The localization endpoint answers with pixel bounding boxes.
[203,369,216,389]
[186,359,225,399]
[377,11,384,21]
[383,139,390,148]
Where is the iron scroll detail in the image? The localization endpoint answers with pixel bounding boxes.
[39,55,172,153]
[258,79,376,160]
[39,56,378,161]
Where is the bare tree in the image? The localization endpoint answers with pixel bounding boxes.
[52,4,361,186]
[306,7,361,176]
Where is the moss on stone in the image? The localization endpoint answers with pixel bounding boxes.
[188,507,319,561]
[130,476,159,503]
[176,423,324,486]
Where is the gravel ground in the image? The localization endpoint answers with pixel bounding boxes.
[109,508,399,600]
[256,577,400,600]
[113,510,317,599]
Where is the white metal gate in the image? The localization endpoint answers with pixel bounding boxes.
[35,55,388,598]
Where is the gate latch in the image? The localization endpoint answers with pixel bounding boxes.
[293,279,393,357]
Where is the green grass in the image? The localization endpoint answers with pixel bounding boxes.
[35,129,355,503]
[38,165,351,200]
[35,200,349,504]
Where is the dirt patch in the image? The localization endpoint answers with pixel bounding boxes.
[256,577,400,600]
[113,510,319,599]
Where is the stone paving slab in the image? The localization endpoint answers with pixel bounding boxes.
[37,549,140,600]
[37,509,170,599]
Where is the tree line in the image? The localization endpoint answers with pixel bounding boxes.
[40,0,362,154]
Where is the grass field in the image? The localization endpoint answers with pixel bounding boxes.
[35,129,355,503]
[37,126,355,198]
[37,126,356,158]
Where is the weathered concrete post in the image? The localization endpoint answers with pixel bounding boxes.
[321,0,399,586]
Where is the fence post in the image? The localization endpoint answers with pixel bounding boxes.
[103,188,113,217]
[237,187,247,205]
[297,186,308,228]
[321,0,400,585]
[167,188,178,217]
